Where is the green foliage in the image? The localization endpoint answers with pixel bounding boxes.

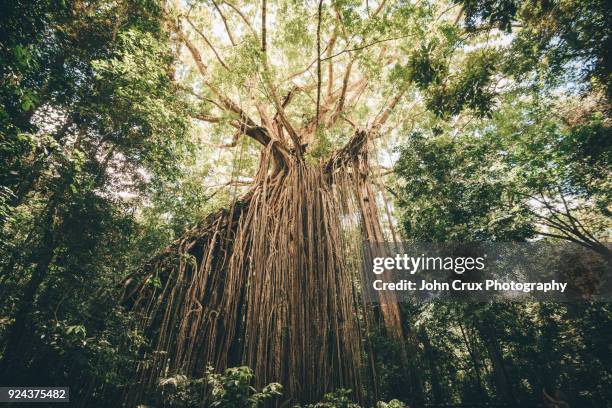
[300,389,361,408]
[1,1,610,407]
[157,373,409,408]
[394,94,610,243]
[459,0,519,32]
[295,388,408,408]
[426,52,497,118]
[393,33,611,406]
[206,366,282,408]
[90,28,191,176]
[394,131,534,241]
[0,0,194,404]
[375,400,407,408]
[407,43,448,88]
[404,38,500,119]
[159,374,205,408]
[307,128,334,161]
[404,302,612,407]
[455,0,612,98]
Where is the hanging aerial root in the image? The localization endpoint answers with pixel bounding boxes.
[123,136,405,406]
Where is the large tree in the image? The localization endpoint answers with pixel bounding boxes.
[120,0,485,405]
[1,0,610,406]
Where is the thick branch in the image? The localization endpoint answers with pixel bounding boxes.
[273,86,301,121]
[261,72,302,154]
[326,34,337,96]
[325,129,368,172]
[173,21,209,75]
[316,0,324,126]
[173,22,288,155]
[194,113,223,123]
[328,58,354,125]
[370,86,407,134]
[301,76,366,136]
[173,22,273,146]
[274,100,302,154]
[261,0,267,53]
[373,0,388,17]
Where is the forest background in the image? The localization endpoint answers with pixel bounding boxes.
[0,0,610,407]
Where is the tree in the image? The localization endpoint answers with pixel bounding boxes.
[456,0,612,100]
[119,0,508,405]
[391,2,611,405]
[2,0,609,406]
[394,94,611,257]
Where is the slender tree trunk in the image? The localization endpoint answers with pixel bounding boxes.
[478,324,516,404]
[0,121,73,292]
[420,326,446,404]
[0,206,57,384]
[458,320,487,401]
[402,323,425,406]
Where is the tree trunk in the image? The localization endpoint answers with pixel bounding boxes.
[478,324,516,404]
[420,326,446,404]
[0,212,56,384]
[124,135,408,406]
[458,320,487,401]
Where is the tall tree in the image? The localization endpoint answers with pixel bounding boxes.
[120,0,500,405]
